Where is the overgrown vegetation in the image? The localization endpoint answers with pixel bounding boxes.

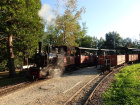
[103,64,140,105]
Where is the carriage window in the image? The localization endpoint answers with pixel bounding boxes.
[90,53,93,56]
[67,47,75,56]
[86,52,90,56]
[70,49,75,56]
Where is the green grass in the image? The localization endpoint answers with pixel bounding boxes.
[103,63,140,105]
[0,70,28,87]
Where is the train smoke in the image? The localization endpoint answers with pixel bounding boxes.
[52,49,65,78]
[38,4,55,24]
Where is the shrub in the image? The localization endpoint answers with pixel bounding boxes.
[0,60,8,71]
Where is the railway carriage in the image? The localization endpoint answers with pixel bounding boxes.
[115,47,139,63]
[98,47,139,73]
[98,49,126,73]
[76,47,98,66]
[133,49,140,61]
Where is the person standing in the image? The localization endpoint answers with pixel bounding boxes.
[94,55,98,68]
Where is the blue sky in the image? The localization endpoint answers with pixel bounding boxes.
[40,0,140,40]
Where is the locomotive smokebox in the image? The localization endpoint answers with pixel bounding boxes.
[39,42,42,53]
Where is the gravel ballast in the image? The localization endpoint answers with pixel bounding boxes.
[0,66,100,105]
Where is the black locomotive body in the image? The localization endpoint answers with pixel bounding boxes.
[29,42,78,79]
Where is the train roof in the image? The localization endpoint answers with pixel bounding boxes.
[133,49,140,51]
[99,49,115,52]
[78,47,115,52]
[78,47,98,51]
[115,47,138,50]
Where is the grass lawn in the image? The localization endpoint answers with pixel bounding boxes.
[0,70,28,87]
[103,63,140,105]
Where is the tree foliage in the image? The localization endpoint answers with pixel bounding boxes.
[104,31,123,49]
[98,37,105,49]
[42,25,58,47]
[0,38,8,71]
[54,0,85,46]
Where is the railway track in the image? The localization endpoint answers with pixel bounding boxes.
[0,65,126,105]
[64,65,125,105]
[64,74,105,105]
[85,65,126,105]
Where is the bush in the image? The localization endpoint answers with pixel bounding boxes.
[0,60,8,71]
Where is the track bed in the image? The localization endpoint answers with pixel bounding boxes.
[0,66,99,105]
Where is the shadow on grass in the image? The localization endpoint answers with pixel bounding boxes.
[0,71,28,87]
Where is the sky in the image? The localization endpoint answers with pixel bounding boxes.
[39,0,140,40]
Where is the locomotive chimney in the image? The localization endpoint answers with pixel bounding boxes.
[39,42,42,53]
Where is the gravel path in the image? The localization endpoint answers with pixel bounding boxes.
[0,66,100,105]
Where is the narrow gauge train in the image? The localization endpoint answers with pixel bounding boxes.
[98,47,139,73]
[28,42,140,79]
[28,42,98,79]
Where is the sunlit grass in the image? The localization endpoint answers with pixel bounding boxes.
[103,63,140,105]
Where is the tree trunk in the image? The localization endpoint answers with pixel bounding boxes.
[8,34,16,77]
[24,57,28,65]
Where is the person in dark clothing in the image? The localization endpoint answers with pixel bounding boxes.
[94,55,98,68]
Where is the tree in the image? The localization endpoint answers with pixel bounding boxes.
[76,22,88,46]
[91,36,98,48]
[122,37,133,47]
[79,35,91,47]
[98,37,105,49]
[0,0,44,77]
[104,32,122,49]
[55,0,85,46]
[79,35,98,48]
[132,39,139,48]
[42,25,59,46]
